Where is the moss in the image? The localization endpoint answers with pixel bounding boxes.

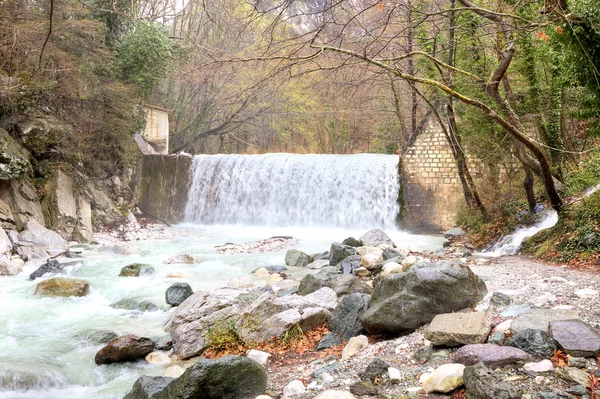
[204,319,243,351]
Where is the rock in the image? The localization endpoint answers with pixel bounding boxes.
[388,367,401,384]
[316,333,342,350]
[17,219,68,260]
[283,380,306,398]
[0,227,12,256]
[298,268,371,297]
[339,255,361,275]
[95,335,155,365]
[424,312,491,346]
[401,256,418,271]
[506,329,556,359]
[313,390,356,399]
[236,288,337,343]
[313,362,341,377]
[490,292,511,307]
[166,282,194,306]
[350,381,378,396]
[510,308,580,334]
[164,365,186,378]
[285,249,313,267]
[0,256,23,276]
[34,277,89,297]
[0,128,31,180]
[164,254,195,264]
[165,288,244,359]
[238,286,275,304]
[549,319,600,357]
[83,330,119,344]
[359,358,389,382]
[247,349,271,366]
[443,227,466,239]
[131,355,267,399]
[329,243,357,266]
[568,357,587,368]
[166,272,189,279]
[254,267,270,277]
[354,266,370,277]
[359,229,395,247]
[488,332,506,345]
[357,246,384,269]
[453,344,532,368]
[28,259,63,280]
[574,288,598,299]
[462,362,521,399]
[110,299,159,312]
[523,360,554,373]
[382,247,403,261]
[342,237,362,247]
[308,260,330,270]
[342,335,368,359]
[361,261,487,335]
[119,263,154,277]
[0,179,44,230]
[495,319,512,332]
[261,265,289,273]
[146,351,171,365]
[566,385,587,396]
[413,346,450,363]
[101,244,137,256]
[501,304,531,318]
[328,293,370,340]
[557,367,590,386]
[312,252,330,261]
[41,171,87,242]
[381,262,403,277]
[228,277,254,288]
[123,376,174,399]
[420,363,465,393]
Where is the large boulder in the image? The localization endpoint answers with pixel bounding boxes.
[329,243,357,266]
[41,171,82,242]
[328,293,370,340]
[166,282,194,306]
[0,256,22,276]
[510,308,580,334]
[463,362,521,399]
[0,179,45,230]
[0,128,31,180]
[549,319,600,357]
[15,219,68,263]
[165,288,244,359]
[359,229,395,247]
[29,259,63,280]
[236,288,337,343]
[285,249,313,267]
[361,261,487,335]
[124,356,267,399]
[34,277,89,297]
[94,335,155,365]
[297,267,371,297]
[424,312,491,346]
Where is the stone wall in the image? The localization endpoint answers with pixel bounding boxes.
[401,115,465,233]
[136,154,192,224]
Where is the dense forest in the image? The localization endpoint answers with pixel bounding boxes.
[1,0,600,257]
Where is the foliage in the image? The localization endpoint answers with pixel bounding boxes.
[114,21,176,97]
[204,319,244,352]
[563,153,600,196]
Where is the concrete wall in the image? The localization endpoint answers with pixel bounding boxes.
[142,106,170,154]
[137,154,192,224]
[401,115,465,233]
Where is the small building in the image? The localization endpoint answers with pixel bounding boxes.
[141,104,171,154]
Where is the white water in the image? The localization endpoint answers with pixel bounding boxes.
[185,153,401,229]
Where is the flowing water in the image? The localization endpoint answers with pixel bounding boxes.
[0,153,443,399]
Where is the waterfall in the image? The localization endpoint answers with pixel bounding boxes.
[184,153,401,228]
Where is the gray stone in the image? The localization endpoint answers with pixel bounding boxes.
[165,282,194,306]
[29,259,63,280]
[17,219,69,260]
[84,330,119,344]
[34,277,89,297]
[453,344,532,368]
[490,292,511,307]
[339,255,361,275]
[488,332,506,345]
[557,367,590,386]
[119,263,154,277]
[549,319,600,357]
[285,249,313,267]
[0,256,21,276]
[506,329,556,359]
[443,228,466,239]
[41,171,77,241]
[0,179,45,230]
[566,385,587,396]
[424,312,491,346]
[329,243,357,266]
[350,380,378,396]
[534,393,557,399]
[361,261,487,335]
[328,293,370,340]
[110,299,159,312]
[342,237,362,247]
[238,286,274,303]
[358,358,389,382]
[236,288,337,343]
[312,251,330,261]
[501,304,531,317]
[463,362,521,399]
[164,288,244,359]
[123,376,174,399]
[359,228,395,247]
[313,362,341,377]
[298,268,371,297]
[568,357,587,368]
[510,308,580,334]
[95,335,155,365]
[382,247,403,261]
[316,333,342,351]
[164,254,195,264]
[413,346,450,363]
[0,128,31,180]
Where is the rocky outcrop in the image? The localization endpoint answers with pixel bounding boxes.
[0,128,31,180]
[13,219,68,264]
[34,277,89,297]
[328,293,370,340]
[0,178,44,230]
[124,356,267,399]
[236,288,337,343]
[361,261,487,335]
[94,335,156,365]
